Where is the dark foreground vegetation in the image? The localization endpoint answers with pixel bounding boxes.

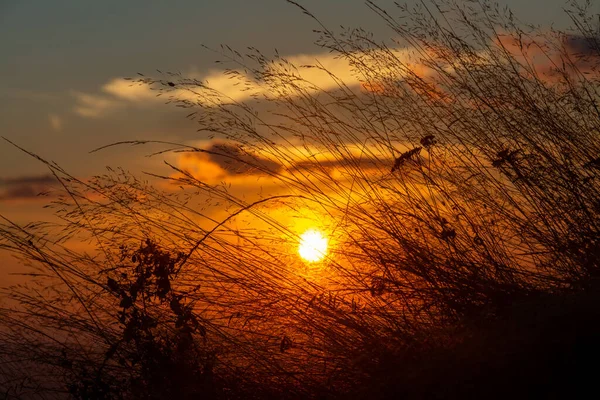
[2,0,600,398]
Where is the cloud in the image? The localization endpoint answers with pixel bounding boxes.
[71,78,161,117]
[293,157,385,172]
[78,32,597,117]
[0,175,56,186]
[189,49,415,101]
[176,152,229,183]
[48,113,62,132]
[0,175,57,201]
[174,141,282,184]
[102,78,157,102]
[203,142,282,175]
[171,139,395,187]
[561,33,600,73]
[494,32,600,80]
[68,33,600,119]
[181,53,365,102]
[562,34,599,58]
[72,91,120,118]
[71,47,417,117]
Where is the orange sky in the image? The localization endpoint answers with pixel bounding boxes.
[2,0,598,289]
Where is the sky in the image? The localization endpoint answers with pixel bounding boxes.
[0,0,597,284]
[0,0,582,173]
[0,0,596,220]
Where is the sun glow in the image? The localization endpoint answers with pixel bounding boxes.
[298,230,328,262]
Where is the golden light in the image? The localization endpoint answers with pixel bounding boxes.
[298,229,328,262]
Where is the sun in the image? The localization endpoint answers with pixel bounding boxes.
[298,229,328,263]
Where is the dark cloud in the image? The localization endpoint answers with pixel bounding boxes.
[202,142,390,175]
[0,175,55,186]
[562,34,600,58]
[293,157,387,171]
[0,174,57,201]
[178,140,394,185]
[203,142,283,175]
[554,34,600,77]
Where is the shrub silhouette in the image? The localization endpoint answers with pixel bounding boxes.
[2,0,600,398]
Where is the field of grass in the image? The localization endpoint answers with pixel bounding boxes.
[2,0,600,398]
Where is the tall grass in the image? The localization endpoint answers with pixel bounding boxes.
[2,0,600,398]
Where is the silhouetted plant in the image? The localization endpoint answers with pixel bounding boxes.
[2,0,600,398]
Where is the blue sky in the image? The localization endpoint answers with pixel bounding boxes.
[0,0,591,179]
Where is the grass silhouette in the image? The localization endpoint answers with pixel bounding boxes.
[2,0,600,398]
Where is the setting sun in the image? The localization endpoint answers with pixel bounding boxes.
[298,230,328,262]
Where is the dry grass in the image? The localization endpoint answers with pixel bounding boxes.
[2,0,600,398]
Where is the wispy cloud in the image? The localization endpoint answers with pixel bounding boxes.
[72,91,120,118]
[494,32,600,80]
[71,47,416,118]
[102,78,157,102]
[0,175,57,201]
[48,113,62,132]
[72,76,182,117]
[65,33,600,119]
